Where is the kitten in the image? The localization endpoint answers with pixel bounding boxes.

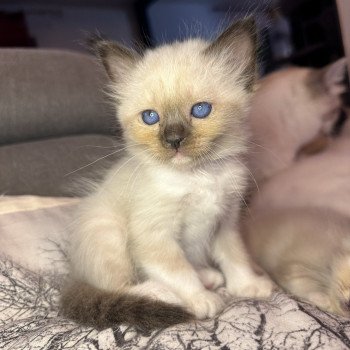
[60,19,273,332]
[243,58,350,316]
[248,58,347,183]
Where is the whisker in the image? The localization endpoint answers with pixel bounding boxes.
[204,146,251,215]
[246,140,286,166]
[211,141,260,193]
[65,144,135,176]
[102,149,151,191]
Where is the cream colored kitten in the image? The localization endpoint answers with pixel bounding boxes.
[60,19,273,332]
[244,58,350,316]
[248,58,347,183]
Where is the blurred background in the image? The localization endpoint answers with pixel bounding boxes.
[0,0,345,74]
[0,0,348,197]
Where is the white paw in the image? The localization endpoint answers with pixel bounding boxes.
[197,268,225,290]
[185,290,225,319]
[307,291,332,311]
[227,274,274,299]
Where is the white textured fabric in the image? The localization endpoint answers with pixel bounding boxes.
[0,196,350,349]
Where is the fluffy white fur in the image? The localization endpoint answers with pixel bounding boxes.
[67,19,273,326]
[248,58,347,183]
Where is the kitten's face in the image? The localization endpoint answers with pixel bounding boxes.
[118,40,250,166]
[91,19,257,167]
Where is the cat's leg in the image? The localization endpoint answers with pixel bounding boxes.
[132,233,225,319]
[70,197,133,291]
[212,219,274,298]
[197,267,225,290]
[276,263,333,311]
[63,196,197,331]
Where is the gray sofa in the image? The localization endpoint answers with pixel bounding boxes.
[0,48,120,196]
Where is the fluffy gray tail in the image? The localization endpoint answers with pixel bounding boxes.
[60,281,192,333]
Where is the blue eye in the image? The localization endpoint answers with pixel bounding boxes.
[141,110,160,125]
[191,102,212,119]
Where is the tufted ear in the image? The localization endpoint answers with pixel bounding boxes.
[323,57,348,95]
[205,17,258,91]
[306,57,348,97]
[87,33,141,83]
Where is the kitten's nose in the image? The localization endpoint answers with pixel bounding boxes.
[163,123,188,150]
[166,135,184,150]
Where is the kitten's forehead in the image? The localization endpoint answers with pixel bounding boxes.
[142,39,208,71]
[132,40,214,102]
[118,38,248,119]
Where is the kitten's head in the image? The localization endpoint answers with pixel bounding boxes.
[90,19,257,168]
[249,57,348,159]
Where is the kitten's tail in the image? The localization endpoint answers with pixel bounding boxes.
[60,280,193,333]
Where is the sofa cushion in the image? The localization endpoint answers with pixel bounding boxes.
[0,134,121,196]
[0,49,116,145]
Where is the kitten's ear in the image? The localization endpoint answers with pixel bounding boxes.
[205,17,258,90]
[87,34,140,82]
[323,57,348,95]
[307,58,348,96]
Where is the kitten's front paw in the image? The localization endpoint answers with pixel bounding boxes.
[185,290,225,319]
[197,268,225,290]
[227,274,274,299]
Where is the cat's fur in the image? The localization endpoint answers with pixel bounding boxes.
[244,58,350,315]
[60,19,273,332]
[248,58,347,183]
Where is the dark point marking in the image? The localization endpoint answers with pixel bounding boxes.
[305,69,327,98]
[204,17,258,91]
[60,280,193,333]
[86,32,141,82]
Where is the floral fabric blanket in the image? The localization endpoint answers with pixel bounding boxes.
[1,196,350,350]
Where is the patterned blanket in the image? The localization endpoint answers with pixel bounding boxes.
[1,196,350,349]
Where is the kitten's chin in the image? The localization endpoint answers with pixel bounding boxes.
[170,151,192,166]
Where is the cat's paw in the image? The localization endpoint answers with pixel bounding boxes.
[197,268,225,290]
[306,292,332,311]
[227,274,274,299]
[323,287,350,316]
[185,290,225,319]
[329,255,350,316]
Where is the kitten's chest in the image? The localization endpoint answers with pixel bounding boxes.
[147,163,246,230]
[185,173,228,214]
[169,166,245,234]
[183,173,232,233]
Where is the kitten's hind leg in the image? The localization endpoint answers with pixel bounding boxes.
[70,197,134,291]
[63,198,192,332]
[132,228,225,319]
